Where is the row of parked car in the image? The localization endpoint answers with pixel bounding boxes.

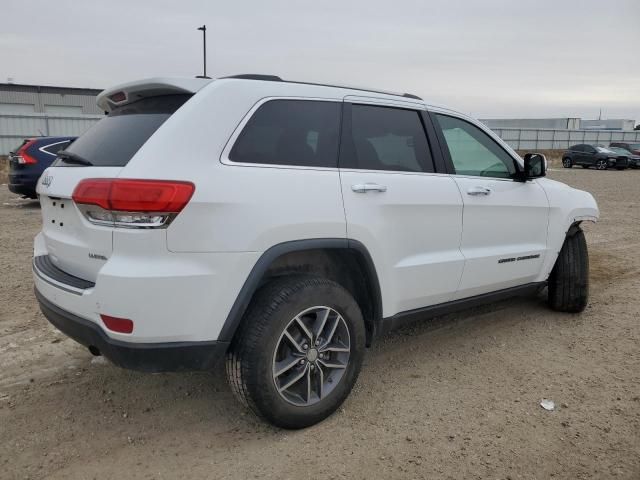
[562,142,640,170]
[6,136,640,200]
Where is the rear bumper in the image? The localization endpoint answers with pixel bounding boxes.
[8,171,39,197]
[35,288,228,372]
[32,232,261,343]
[8,182,37,197]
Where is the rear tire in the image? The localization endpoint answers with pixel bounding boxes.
[562,157,572,168]
[226,275,365,429]
[548,227,589,313]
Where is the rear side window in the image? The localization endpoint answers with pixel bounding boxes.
[570,144,583,152]
[42,140,71,156]
[54,94,191,167]
[341,104,433,172]
[229,100,341,168]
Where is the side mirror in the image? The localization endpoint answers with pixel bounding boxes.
[522,153,547,180]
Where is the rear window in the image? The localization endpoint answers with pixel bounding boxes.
[53,94,191,167]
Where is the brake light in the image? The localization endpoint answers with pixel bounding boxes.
[72,179,195,228]
[16,140,38,164]
[100,314,134,334]
[108,91,127,103]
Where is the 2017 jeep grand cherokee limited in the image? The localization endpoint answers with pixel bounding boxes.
[33,75,599,428]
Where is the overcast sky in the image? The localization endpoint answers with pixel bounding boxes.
[2,0,639,121]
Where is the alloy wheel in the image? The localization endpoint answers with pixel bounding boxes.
[272,306,351,406]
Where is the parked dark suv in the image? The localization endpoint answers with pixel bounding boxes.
[562,144,628,170]
[610,142,640,156]
[605,146,640,168]
[8,137,76,198]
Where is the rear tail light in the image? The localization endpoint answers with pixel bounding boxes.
[72,178,195,228]
[16,140,38,164]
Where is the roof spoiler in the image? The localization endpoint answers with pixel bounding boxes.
[96,77,213,112]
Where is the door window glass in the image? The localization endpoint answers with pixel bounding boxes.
[341,104,434,172]
[435,114,516,178]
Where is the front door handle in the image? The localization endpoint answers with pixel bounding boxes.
[467,186,492,196]
[351,183,388,193]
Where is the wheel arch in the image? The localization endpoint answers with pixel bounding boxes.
[217,239,383,346]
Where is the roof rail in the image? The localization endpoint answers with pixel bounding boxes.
[222,74,283,81]
[220,74,423,101]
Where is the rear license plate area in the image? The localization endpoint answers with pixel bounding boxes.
[42,196,76,230]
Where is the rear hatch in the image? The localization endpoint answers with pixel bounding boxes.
[37,94,192,282]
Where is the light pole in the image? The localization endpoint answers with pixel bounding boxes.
[196,25,210,79]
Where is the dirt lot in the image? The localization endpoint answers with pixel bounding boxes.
[1,168,638,480]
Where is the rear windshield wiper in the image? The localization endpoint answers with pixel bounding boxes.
[57,150,93,166]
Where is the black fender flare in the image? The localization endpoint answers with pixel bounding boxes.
[566,221,582,238]
[217,238,383,342]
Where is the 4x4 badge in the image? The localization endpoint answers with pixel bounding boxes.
[41,175,53,187]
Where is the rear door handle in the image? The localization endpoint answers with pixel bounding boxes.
[351,183,387,193]
[467,186,492,196]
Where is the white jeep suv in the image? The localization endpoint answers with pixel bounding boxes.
[33,74,598,428]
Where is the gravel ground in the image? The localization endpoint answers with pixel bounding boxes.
[0,169,639,479]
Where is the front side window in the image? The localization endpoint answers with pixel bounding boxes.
[341,104,434,172]
[229,100,341,168]
[435,114,516,179]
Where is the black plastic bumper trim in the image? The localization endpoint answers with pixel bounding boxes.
[35,288,228,372]
[380,281,547,335]
[33,255,95,292]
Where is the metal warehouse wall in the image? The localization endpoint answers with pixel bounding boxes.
[3,115,640,156]
[0,114,102,154]
[493,128,640,150]
[0,84,102,115]
[481,118,582,130]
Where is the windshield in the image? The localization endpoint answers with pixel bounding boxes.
[53,94,191,167]
[609,147,630,154]
[596,146,615,154]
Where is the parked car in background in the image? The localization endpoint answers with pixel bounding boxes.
[8,137,76,198]
[604,146,640,168]
[562,144,628,170]
[610,142,640,156]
